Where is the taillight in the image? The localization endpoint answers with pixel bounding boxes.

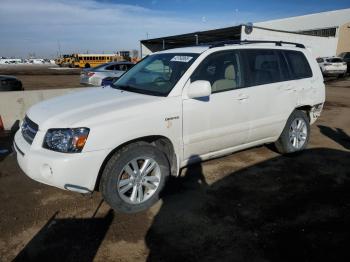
[87,72,95,77]
[0,115,4,131]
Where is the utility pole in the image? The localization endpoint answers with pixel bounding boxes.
[57,40,62,57]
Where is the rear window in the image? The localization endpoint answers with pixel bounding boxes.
[326,58,343,63]
[284,50,312,79]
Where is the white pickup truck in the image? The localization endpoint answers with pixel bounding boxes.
[14,41,325,213]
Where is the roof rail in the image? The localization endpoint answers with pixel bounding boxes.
[209,40,305,49]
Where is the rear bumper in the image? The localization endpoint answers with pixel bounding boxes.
[322,68,347,76]
[14,130,109,193]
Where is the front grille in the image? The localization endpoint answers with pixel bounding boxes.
[21,116,38,145]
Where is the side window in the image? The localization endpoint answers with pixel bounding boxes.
[119,64,128,71]
[105,65,115,70]
[191,51,243,93]
[284,50,313,79]
[242,49,281,86]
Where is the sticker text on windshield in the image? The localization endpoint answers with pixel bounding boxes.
[170,56,193,63]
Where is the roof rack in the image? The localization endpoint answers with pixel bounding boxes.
[209,40,305,49]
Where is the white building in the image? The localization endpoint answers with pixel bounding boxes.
[140,8,350,58]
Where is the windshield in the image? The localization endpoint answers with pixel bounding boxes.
[111,53,199,96]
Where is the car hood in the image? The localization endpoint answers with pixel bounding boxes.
[27,87,163,130]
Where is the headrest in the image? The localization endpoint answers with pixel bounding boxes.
[225,64,236,80]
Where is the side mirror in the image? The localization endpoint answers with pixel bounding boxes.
[187,80,211,99]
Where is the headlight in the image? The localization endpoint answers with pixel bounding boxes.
[43,128,89,153]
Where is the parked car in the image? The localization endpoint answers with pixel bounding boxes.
[80,62,134,86]
[0,75,23,91]
[101,76,119,87]
[14,41,325,213]
[339,52,350,74]
[316,57,347,77]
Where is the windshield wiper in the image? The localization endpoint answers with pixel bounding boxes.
[112,84,166,97]
[112,84,130,90]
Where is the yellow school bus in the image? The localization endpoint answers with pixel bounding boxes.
[70,54,125,68]
[55,54,73,67]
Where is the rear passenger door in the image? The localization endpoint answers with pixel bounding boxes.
[283,50,315,107]
[240,49,297,143]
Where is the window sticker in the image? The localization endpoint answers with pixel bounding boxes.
[170,56,193,62]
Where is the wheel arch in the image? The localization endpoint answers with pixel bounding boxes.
[94,135,178,191]
[295,105,312,122]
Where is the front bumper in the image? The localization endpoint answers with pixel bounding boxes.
[14,130,108,193]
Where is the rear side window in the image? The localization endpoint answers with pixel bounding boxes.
[284,50,312,79]
[242,49,282,86]
[316,58,324,63]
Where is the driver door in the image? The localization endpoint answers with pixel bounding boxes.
[182,50,250,160]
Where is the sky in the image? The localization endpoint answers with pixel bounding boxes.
[0,0,349,58]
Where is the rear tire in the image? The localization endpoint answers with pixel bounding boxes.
[274,110,310,154]
[100,142,170,213]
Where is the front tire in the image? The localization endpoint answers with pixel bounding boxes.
[100,142,170,213]
[274,110,310,154]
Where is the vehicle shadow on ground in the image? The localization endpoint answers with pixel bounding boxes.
[11,148,350,261]
[146,148,350,262]
[14,207,114,262]
[318,125,350,150]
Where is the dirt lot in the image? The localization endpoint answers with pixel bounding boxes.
[0,64,81,90]
[0,77,349,261]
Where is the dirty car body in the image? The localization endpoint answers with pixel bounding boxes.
[14,42,325,213]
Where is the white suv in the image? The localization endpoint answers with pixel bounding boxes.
[14,41,325,213]
[317,56,347,78]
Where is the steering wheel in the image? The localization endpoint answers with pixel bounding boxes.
[154,77,167,83]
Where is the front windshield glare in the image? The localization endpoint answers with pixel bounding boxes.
[111,53,199,96]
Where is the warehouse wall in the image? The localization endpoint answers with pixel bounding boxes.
[241,26,338,58]
[0,88,84,130]
[255,8,350,32]
[336,22,350,55]
[141,44,154,57]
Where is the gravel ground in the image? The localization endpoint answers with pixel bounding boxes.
[0,64,81,90]
[0,76,349,262]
